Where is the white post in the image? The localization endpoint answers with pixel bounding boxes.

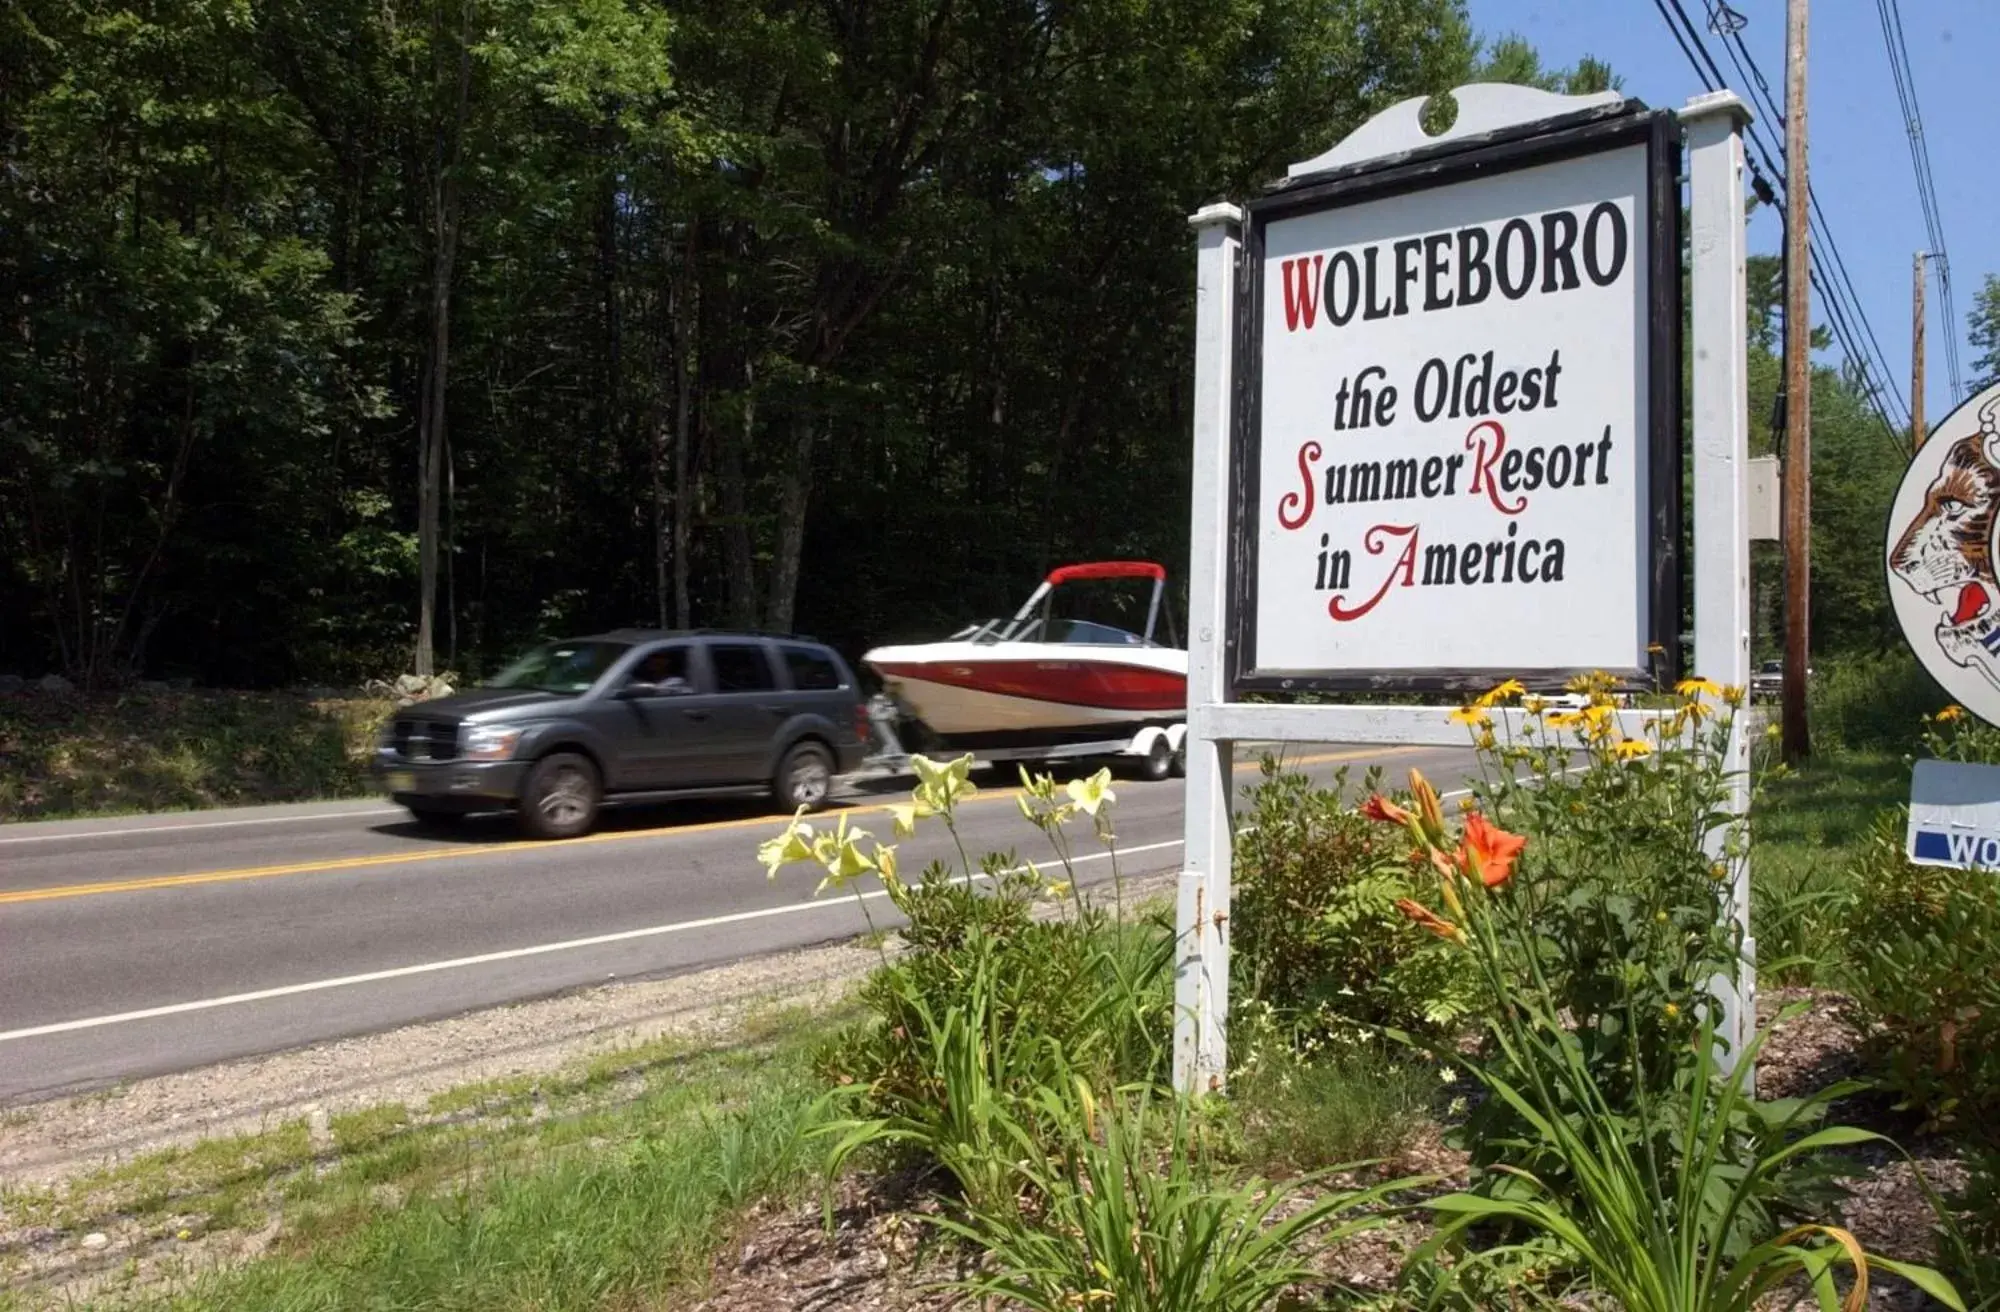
[1176,202,1243,1095]
[1684,91,1756,1064]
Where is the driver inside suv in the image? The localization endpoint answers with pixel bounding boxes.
[633,647,691,694]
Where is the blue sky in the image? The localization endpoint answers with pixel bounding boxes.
[1467,0,1995,430]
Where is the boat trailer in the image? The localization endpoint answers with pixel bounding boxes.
[860,695,1188,783]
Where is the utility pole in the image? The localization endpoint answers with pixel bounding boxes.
[1913,251,1930,447]
[1781,0,1812,763]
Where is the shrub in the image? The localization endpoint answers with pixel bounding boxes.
[1451,677,1748,1177]
[1231,762,1477,1041]
[1838,809,2000,1137]
[1808,647,1947,754]
[760,757,1170,1208]
[1941,1146,2000,1310]
[1373,764,1964,1312]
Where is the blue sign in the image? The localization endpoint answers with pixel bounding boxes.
[1907,758,2000,870]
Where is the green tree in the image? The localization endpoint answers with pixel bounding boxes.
[1969,271,2000,394]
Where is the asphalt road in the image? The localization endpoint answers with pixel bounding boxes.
[0,742,1478,1103]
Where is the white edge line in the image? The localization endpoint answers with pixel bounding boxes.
[0,840,1187,1044]
[2,777,1495,1045]
[0,808,408,846]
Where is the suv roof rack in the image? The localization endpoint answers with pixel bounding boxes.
[595,626,823,643]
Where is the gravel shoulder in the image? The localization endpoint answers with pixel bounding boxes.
[0,936,882,1189]
[1,871,1178,1189]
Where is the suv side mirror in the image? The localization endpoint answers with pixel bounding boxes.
[618,680,660,699]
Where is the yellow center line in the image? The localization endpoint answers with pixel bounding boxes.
[1,745,1417,907]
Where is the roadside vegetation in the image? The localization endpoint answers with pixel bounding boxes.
[0,1008,844,1309]
[9,664,1998,1311]
[0,690,391,822]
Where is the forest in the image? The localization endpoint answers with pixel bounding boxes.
[0,0,1919,688]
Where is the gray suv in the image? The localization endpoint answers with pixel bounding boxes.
[370,630,869,838]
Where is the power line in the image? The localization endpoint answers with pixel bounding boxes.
[1651,0,1916,452]
[1875,0,1964,402]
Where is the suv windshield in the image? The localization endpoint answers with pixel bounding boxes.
[485,640,630,695]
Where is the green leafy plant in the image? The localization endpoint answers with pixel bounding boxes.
[1939,1145,2000,1311]
[759,755,1169,1208]
[1918,700,2000,763]
[1838,808,2000,1136]
[936,1072,1429,1312]
[1368,758,1964,1312]
[1232,761,1478,1042]
[1448,678,1772,1203]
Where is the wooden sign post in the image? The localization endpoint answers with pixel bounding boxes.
[1176,87,1755,1094]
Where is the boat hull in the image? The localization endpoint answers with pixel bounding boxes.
[864,642,1186,746]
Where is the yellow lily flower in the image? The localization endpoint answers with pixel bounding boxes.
[1675,676,1723,699]
[756,811,816,879]
[1066,767,1117,817]
[810,813,877,895]
[1475,678,1526,708]
[1612,738,1654,760]
[888,800,932,838]
[911,753,978,815]
[1017,766,1059,799]
[1448,705,1492,728]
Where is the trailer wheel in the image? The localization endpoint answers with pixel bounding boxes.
[1169,739,1187,778]
[1130,734,1174,783]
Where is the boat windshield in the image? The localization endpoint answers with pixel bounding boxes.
[980,616,1149,646]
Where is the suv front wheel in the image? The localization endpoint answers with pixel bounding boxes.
[773,741,834,813]
[520,751,601,839]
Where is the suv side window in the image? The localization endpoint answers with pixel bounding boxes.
[780,644,844,691]
[628,643,692,691]
[709,643,777,693]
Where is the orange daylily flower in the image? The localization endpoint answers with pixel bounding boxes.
[1396,897,1467,944]
[1409,769,1446,842]
[1458,811,1528,888]
[1360,794,1413,825]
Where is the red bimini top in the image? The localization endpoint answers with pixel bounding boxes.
[1045,561,1166,586]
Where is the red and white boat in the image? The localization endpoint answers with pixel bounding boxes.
[862,562,1186,751]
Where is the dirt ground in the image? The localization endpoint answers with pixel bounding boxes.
[685,987,1973,1312]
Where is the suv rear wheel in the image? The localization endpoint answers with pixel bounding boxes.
[774,741,834,813]
[520,752,600,839]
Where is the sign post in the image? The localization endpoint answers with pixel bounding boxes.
[1175,86,1757,1094]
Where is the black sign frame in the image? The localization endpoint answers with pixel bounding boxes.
[1225,104,1684,696]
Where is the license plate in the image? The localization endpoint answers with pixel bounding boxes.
[385,771,416,794]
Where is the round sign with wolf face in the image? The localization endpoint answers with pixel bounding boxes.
[1887,382,2000,719]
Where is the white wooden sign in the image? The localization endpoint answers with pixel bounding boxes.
[1176,87,1756,1094]
[1231,110,1681,691]
[1887,382,2000,722]
[1907,758,2000,869]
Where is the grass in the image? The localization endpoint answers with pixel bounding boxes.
[1229,1047,1438,1175]
[0,690,392,822]
[7,1007,844,1311]
[1751,748,1907,987]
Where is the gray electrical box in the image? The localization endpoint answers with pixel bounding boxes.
[1746,455,1780,542]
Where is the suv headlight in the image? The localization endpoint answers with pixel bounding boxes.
[462,725,525,761]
